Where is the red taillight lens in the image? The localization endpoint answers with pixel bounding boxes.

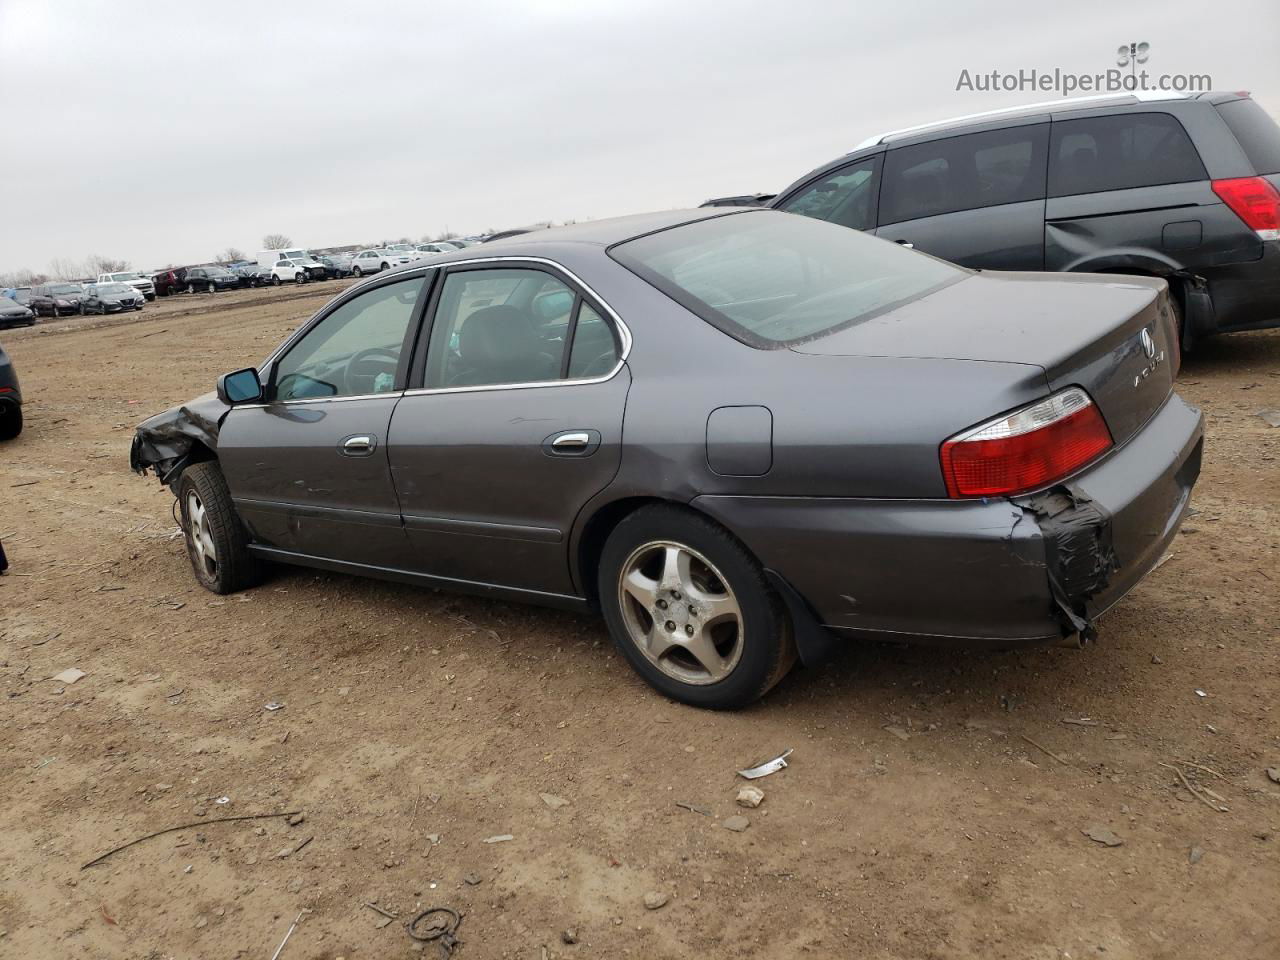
[941,388,1113,498]
[1211,176,1280,240]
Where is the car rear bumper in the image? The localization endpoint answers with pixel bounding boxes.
[1200,240,1280,333]
[691,392,1204,648]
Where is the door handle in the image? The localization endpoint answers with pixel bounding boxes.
[550,431,591,450]
[340,434,377,456]
[896,239,914,249]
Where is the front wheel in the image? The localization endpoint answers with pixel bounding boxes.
[598,505,796,709]
[176,462,263,594]
[272,275,281,286]
[207,282,216,294]
[295,272,306,284]
[352,266,363,277]
[186,283,196,294]
[379,262,389,271]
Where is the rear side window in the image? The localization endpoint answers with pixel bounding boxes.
[880,123,1048,225]
[777,156,880,231]
[1216,98,1280,175]
[1049,112,1206,197]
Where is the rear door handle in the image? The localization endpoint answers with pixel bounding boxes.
[543,429,601,457]
[551,431,591,450]
[895,239,914,249]
[340,434,377,457]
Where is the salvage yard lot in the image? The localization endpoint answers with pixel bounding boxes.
[1,284,1277,959]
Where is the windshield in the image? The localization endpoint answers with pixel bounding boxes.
[610,211,965,348]
[284,250,309,261]
[109,272,140,282]
[205,267,231,277]
[99,283,133,295]
[50,283,81,295]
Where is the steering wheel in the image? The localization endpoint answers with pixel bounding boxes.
[344,347,400,395]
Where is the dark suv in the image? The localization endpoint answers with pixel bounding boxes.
[30,282,85,317]
[770,91,1280,346]
[182,266,239,293]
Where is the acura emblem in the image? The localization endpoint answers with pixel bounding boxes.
[1140,328,1156,359]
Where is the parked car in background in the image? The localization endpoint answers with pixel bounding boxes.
[350,248,412,275]
[316,253,354,278]
[385,243,427,261]
[98,271,157,301]
[0,339,21,440]
[2,287,34,306]
[30,282,84,317]
[152,269,185,297]
[257,254,312,285]
[259,249,327,281]
[770,90,1280,346]
[414,242,457,256]
[182,266,238,293]
[81,282,144,313]
[227,262,264,287]
[131,208,1202,709]
[0,297,36,328]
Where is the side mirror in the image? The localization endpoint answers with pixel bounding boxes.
[217,367,263,405]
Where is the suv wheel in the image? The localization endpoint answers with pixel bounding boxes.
[272,275,281,286]
[207,282,216,294]
[177,462,263,594]
[0,404,22,441]
[186,282,196,294]
[352,266,363,277]
[379,262,390,271]
[598,505,796,709]
[295,272,306,284]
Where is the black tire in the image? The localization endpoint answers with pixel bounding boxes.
[79,303,86,315]
[272,275,281,287]
[295,272,306,284]
[597,504,796,709]
[379,262,390,271]
[135,304,143,311]
[186,283,196,294]
[207,282,216,294]
[0,404,21,441]
[352,266,363,277]
[175,462,263,594]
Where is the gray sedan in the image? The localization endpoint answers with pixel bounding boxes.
[131,209,1203,708]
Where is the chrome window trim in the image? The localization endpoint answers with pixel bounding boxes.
[232,391,404,410]
[252,255,632,404]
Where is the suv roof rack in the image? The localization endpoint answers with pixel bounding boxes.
[852,91,1190,151]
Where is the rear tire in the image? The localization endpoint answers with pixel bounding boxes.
[207,282,216,294]
[0,405,21,441]
[176,462,263,594]
[598,504,796,709]
[352,266,363,277]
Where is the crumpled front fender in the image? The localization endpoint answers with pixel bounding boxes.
[130,391,230,485]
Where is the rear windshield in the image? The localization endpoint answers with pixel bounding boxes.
[1217,98,1280,175]
[609,211,964,348]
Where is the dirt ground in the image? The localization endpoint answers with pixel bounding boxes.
[1,283,1277,960]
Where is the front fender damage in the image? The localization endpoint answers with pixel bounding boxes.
[129,392,230,486]
[1015,486,1118,641]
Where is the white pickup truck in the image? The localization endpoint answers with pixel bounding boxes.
[98,271,156,301]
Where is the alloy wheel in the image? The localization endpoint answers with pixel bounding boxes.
[186,490,218,579]
[617,540,744,685]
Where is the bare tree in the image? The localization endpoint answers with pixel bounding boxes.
[262,233,292,250]
[86,254,130,275]
[49,257,87,280]
[219,246,246,262]
[0,268,47,287]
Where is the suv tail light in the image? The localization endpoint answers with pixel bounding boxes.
[940,388,1113,498]
[1211,177,1280,241]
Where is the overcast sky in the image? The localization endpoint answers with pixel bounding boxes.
[2,0,1276,274]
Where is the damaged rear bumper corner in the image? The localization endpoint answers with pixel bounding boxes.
[690,393,1203,650]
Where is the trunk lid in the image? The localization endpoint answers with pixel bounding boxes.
[790,271,1177,446]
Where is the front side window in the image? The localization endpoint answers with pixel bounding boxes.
[611,210,964,348]
[880,123,1049,225]
[777,156,880,231]
[273,277,425,401]
[423,267,620,389]
[1048,112,1206,197]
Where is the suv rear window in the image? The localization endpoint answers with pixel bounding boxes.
[1048,112,1206,197]
[610,211,964,348]
[1216,98,1280,175]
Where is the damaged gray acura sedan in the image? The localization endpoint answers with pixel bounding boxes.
[131,209,1203,708]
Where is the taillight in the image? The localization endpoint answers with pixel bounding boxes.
[1211,176,1280,241]
[940,388,1113,498]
